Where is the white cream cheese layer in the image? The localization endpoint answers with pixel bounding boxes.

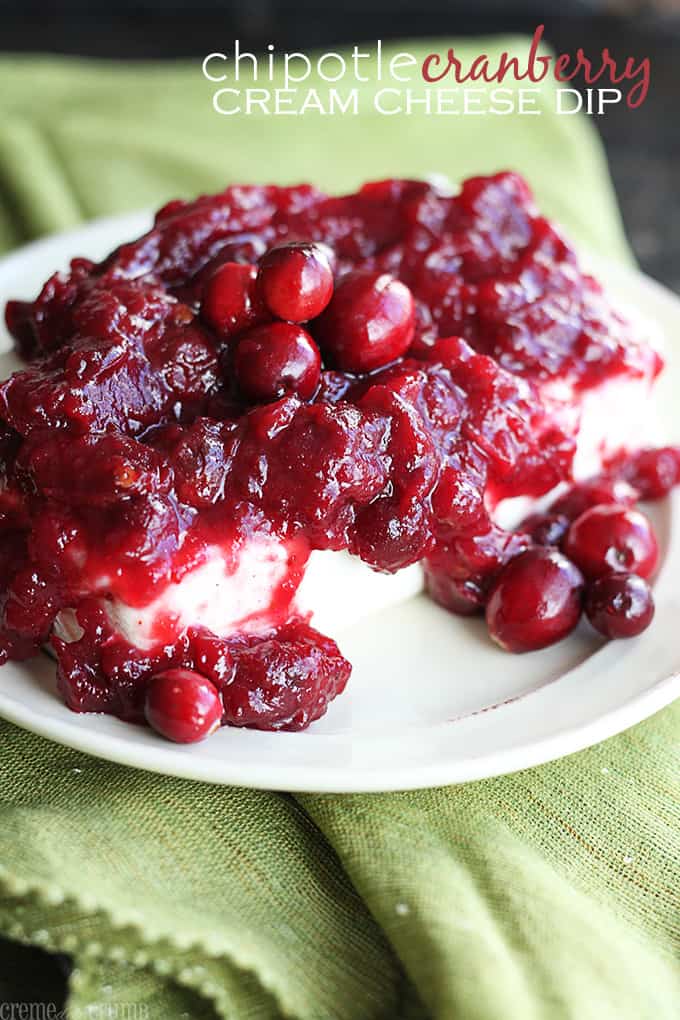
[105,539,296,649]
[494,371,659,530]
[52,367,660,650]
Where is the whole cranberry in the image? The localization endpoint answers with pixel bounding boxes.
[519,511,570,547]
[623,446,680,501]
[201,262,266,338]
[564,504,659,579]
[486,548,584,653]
[584,573,655,639]
[145,668,222,743]
[424,568,485,616]
[258,242,334,322]
[551,477,638,520]
[233,322,321,402]
[315,270,415,373]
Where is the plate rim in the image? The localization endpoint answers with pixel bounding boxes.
[0,655,677,791]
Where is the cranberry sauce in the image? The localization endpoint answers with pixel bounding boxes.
[0,174,669,739]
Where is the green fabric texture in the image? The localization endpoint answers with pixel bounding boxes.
[0,41,677,1019]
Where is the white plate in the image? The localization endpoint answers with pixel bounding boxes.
[0,213,678,792]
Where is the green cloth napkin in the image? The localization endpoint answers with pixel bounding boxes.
[0,42,678,1019]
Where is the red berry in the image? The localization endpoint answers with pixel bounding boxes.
[486,547,584,653]
[584,573,655,639]
[622,446,680,501]
[551,477,638,520]
[201,262,266,338]
[145,668,222,743]
[424,569,485,616]
[519,511,570,547]
[315,270,415,373]
[258,242,334,322]
[564,504,659,579]
[233,322,321,402]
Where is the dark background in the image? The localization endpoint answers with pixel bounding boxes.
[0,0,678,1008]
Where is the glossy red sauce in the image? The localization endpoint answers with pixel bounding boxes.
[0,173,667,734]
